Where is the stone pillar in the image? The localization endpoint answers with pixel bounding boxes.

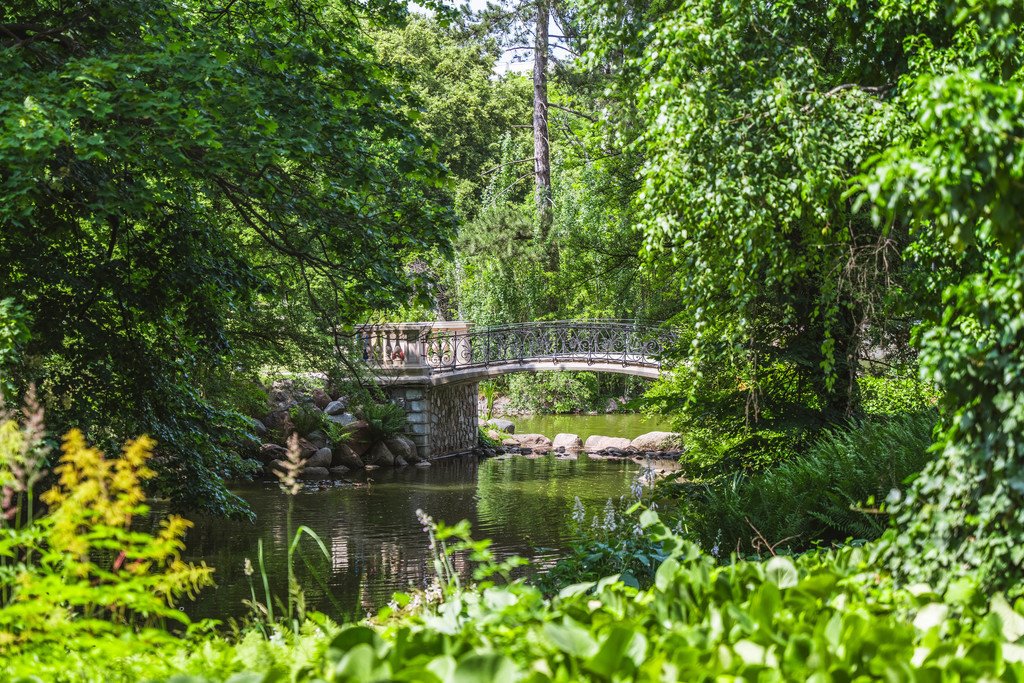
[387,381,478,460]
[428,382,479,456]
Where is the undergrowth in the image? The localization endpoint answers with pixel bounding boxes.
[676,411,937,556]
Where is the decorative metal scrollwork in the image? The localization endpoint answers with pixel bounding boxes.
[423,320,673,374]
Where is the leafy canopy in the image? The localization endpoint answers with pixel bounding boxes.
[0,0,454,512]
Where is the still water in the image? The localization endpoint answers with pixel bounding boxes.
[184,454,640,621]
[513,412,674,441]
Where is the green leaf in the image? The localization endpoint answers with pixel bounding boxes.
[764,556,798,589]
[452,654,518,683]
[543,619,599,659]
[990,594,1024,642]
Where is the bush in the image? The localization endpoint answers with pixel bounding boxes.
[859,373,940,416]
[506,371,600,414]
[358,401,406,441]
[0,416,213,657]
[677,412,936,555]
[289,402,326,436]
[538,498,667,593]
[676,424,808,480]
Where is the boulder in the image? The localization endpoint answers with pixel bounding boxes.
[394,455,408,467]
[513,433,553,452]
[485,418,515,434]
[298,467,330,480]
[328,465,350,477]
[415,461,431,467]
[251,418,268,437]
[331,443,364,469]
[268,382,299,411]
[552,433,583,453]
[584,435,632,453]
[307,447,333,469]
[311,389,331,410]
[262,409,294,437]
[297,437,319,460]
[630,431,681,452]
[306,429,330,451]
[327,412,358,427]
[385,435,418,463]
[346,420,373,457]
[258,443,287,465]
[324,400,348,416]
[366,442,396,467]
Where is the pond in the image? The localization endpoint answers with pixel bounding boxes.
[183,453,641,621]
[512,412,674,441]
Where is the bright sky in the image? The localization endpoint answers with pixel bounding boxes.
[412,0,558,75]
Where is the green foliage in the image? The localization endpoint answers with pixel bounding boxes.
[853,0,1024,592]
[373,17,531,220]
[0,0,453,514]
[288,403,326,438]
[611,0,943,439]
[676,425,807,481]
[204,373,269,426]
[859,372,940,416]
[0,298,29,398]
[507,372,600,414]
[357,402,407,442]
[0,418,213,656]
[11,511,1024,681]
[478,425,502,448]
[539,496,666,593]
[480,381,497,420]
[679,412,937,556]
[646,367,817,479]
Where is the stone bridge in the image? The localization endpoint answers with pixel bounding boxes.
[357,320,673,460]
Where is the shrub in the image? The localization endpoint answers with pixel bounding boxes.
[507,371,600,414]
[676,411,937,555]
[859,373,940,416]
[289,402,325,436]
[480,381,497,419]
[358,401,406,441]
[676,424,807,480]
[478,425,502,448]
[5,503,1024,681]
[538,497,666,593]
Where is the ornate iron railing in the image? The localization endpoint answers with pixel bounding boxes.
[358,320,673,374]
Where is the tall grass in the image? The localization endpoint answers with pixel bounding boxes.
[680,411,936,556]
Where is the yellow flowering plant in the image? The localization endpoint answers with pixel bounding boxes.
[0,415,214,654]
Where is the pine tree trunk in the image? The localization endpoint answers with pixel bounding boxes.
[533,0,552,235]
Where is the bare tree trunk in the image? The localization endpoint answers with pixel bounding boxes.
[533,0,552,236]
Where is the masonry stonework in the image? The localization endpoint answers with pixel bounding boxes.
[428,382,478,456]
[387,382,478,460]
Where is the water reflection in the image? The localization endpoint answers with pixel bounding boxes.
[182,455,638,621]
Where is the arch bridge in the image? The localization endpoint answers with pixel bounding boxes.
[357,321,673,459]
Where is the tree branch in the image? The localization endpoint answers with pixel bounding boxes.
[549,103,595,122]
